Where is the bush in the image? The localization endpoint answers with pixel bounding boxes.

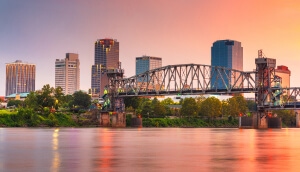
[139,117,237,128]
[47,113,58,127]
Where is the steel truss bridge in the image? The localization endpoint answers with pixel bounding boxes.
[105,58,300,113]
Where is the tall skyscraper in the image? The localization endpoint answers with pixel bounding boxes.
[55,53,80,95]
[6,60,36,96]
[91,39,119,95]
[211,39,243,89]
[136,55,162,88]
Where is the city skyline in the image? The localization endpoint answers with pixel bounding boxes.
[1,0,300,96]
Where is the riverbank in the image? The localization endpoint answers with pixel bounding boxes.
[0,109,239,128]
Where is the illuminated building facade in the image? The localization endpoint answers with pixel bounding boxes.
[55,53,80,95]
[211,40,243,89]
[91,39,119,95]
[6,60,35,96]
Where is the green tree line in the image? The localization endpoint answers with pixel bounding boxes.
[125,94,254,119]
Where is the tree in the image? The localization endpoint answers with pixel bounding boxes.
[180,97,199,118]
[227,97,239,117]
[199,97,221,119]
[195,95,206,112]
[7,100,23,107]
[124,97,141,110]
[37,84,55,108]
[54,86,65,109]
[221,100,230,117]
[234,94,248,114]
[72,91,91,108]
[151,97,166,117]
[24,91,39,110]
[226,95,248,117]
[246,99,257,112]
[140,100,152,117]
[62,94,74,108]
[161,97,175,106]
[273,109,295,127]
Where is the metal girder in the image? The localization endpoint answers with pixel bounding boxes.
[108,64,257,97]
[263,87,300,110]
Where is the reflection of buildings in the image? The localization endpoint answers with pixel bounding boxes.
[136,56,162,90]
[55,53,80,95]
[211,40,243,89]
[6,60,36,96]
[91,39,119,95]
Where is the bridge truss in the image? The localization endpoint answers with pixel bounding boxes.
[110,64,257,97]
[105,61,300,112]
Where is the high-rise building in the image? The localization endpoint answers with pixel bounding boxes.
[136,55,162,75]
[275,65,291,95]
[136,55,162,89]
[6,60,36,96]
[91,39,119,95]
[55,53,80,95]
[211,40,243,89]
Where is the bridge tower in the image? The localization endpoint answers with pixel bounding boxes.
[255,53,277,128]
[99,64,126,127]
[106,67,125,112]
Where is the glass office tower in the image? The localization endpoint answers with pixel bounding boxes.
[211,40,243,89]
[136,56,162,75]
[136,56,162,82]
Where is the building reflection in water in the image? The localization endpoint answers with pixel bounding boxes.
[51,128,60,172]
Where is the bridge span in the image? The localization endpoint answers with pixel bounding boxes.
[99,57,300,128]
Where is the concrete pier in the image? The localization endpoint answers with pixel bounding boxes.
[131,117,142,127]
[296,110,300,128]
[239,112,281,129]
[99,112,110,127]
[99,111,126,127]
[111,113,126,127]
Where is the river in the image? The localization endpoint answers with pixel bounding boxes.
[1,128,300,172]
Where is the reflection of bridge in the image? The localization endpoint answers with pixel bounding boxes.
[101,57,300,128]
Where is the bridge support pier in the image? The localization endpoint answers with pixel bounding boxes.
[99,112,110,127]
[239,112,281,129]
[256,112,268,129]
[131,117,142,127]
[99,111,126,127]
[111,112,126,127]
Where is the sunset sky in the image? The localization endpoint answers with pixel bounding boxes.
[0,0,300,96]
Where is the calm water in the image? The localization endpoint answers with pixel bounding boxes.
[1,128,300,172]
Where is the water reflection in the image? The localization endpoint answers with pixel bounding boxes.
[97,129,113,170]
[1,128,300,171]
[51,128,60,172]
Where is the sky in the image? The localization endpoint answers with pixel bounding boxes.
[1,0,300,96]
